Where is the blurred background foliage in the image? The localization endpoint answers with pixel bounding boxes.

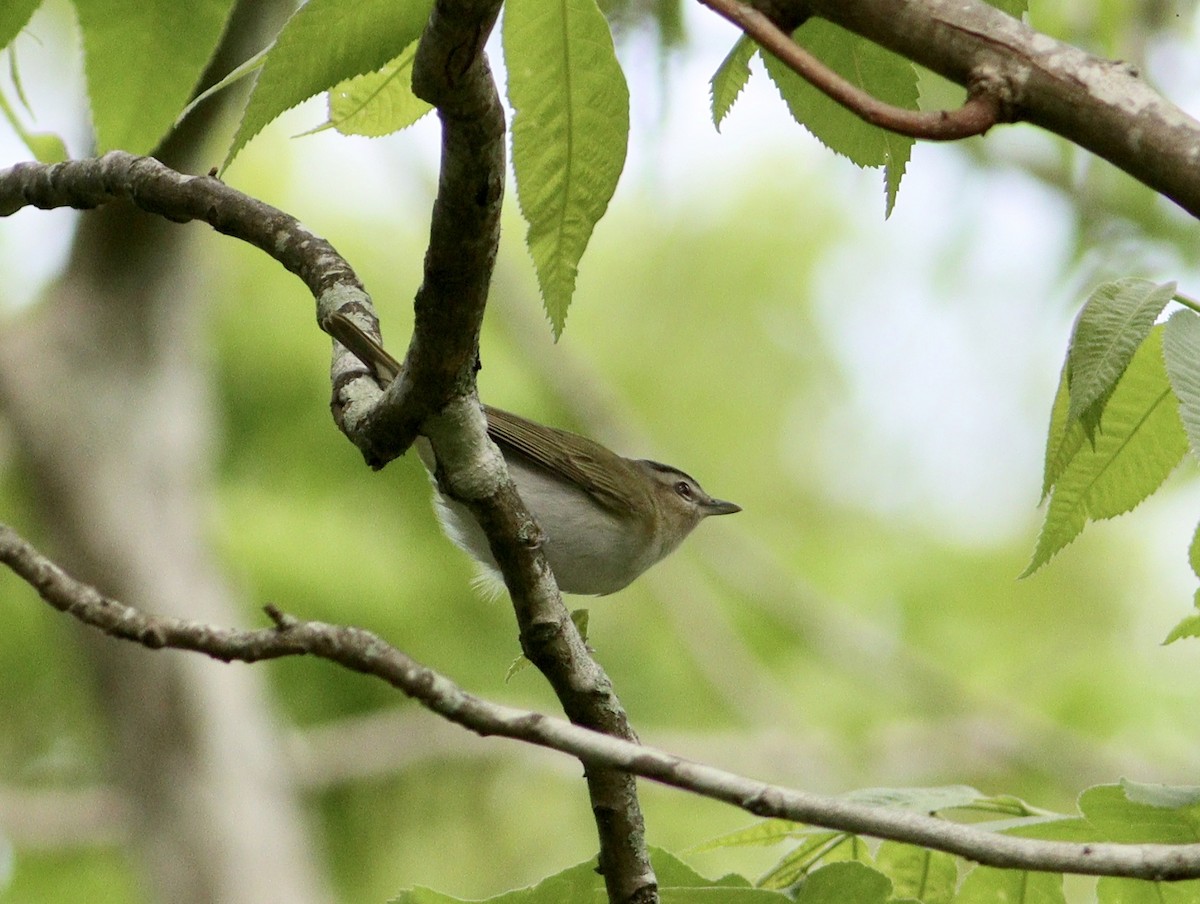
[3,0,1200,901]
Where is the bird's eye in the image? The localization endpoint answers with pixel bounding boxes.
[674,480,693,500]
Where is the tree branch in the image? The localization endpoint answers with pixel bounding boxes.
[0,145,656,903]
[766,0,1200,218]
[0,150,397,471]
[1,0,656,894]
[699,0,1006,140]
[385,1,658,898]
[4,521,1200,882]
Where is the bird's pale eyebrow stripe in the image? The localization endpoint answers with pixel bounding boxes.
[640,460,698,483]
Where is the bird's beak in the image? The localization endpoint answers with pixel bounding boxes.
[704,498,742,516]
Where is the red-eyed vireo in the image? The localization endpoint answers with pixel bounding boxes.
[326,313,741,595]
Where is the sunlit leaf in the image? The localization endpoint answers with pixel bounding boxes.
[986,0,1028,16]
[955,867,1065,904]
[0,89,68,162]
[711,36,755,130]
[225,0,433,169]
[874,842,956,904]
[791,862,891,904]
[1163,308,1200,459]
[761,18,915,211]
[1078,784,1200,843]
[394,849,781,901]
[988,0,1027,15]
[75,0,236,154]
[883,142,907,218]
[323,41,431,137]
[1040,361,1085,500]
[693,820,816,852]
[1024,326,1187,575]
[1121,779,1200,810]
[1098,877,1200,904]
[1164,610,1200,644]
[504,0,629,337]
[0,0,41,54]
[175,45,269,127]
[843,785,983,812]
[1065,278,1174,441]
[759,833,862,890]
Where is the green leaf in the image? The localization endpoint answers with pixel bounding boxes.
[1164,611,1200,644]
[1023,326,1187,576]
[0,0,39,52]
[506,608,588,682]
[883,142,908,219]
[393,849,784,902]
[1191,518,1200,580]
[986,0,1028,16]
[652,847,754,889]
[760,19,915,209]
[504,0,630,337]
[225,0,434,169]
[74,0,236,154]
[1065,278,1175,441]
[393,856,601,902]
[792,862,891,904]
[1121,779,1200,810]
[323,41,431,137]
[759,833,861,890]
[711,36,755,130]
[503,650,533,682]
[1167,521,1200,642]
[874,842,957,904]
[1077,784,1200,843]
[174,45,269,128]
[1163,309,1200,458]
[692,820,815,852]
[1098,876,1200,904]
[0,89,67,162]
[1039,361,1086,500]
[954,867,1065,904]
[843,785,984,813]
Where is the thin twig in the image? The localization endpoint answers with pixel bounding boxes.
[698,0,1005,140]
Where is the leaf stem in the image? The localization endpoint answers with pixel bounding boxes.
[1173,292,1200,315]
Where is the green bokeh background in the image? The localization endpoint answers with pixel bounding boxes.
[4,1,1200,900]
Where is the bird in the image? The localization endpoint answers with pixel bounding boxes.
[325,312,740,594]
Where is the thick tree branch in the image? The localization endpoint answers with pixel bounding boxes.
[699,0,1005,140]
[762,0,1200,218]
[5,521,1200,882]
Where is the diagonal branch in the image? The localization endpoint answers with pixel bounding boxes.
[699,0,1006,140]
[6,520,1200,882]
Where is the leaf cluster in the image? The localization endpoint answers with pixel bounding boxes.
[3,0,942,335]
[395,782,1200,902]
[1024,278,1200,640]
